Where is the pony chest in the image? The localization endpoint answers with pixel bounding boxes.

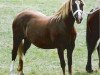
[50,27,76,44]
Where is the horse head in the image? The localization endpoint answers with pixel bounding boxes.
[71,0,84,24]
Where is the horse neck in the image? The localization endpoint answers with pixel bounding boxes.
[63,11,75,29]
[50,11,75,29]
[49,8,75,30]
[49,11,75,30]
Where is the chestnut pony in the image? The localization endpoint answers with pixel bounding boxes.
[10,0,84,75]
[86,7,100,73]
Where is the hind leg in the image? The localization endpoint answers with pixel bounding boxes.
[97,43,100,68]
[86,37,98,73]
[86,47,94,73]
[17,42,24,75]
[10,36,23,75]
[17,38,31,75]
[23,38,31,55]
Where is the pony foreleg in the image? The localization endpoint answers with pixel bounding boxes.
[10,61,15,75]
[67,50,73,75]
[57,48,66,75]
[66,42,75,75]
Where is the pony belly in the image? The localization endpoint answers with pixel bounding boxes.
[32,41,56,49]
[29,37,56,49]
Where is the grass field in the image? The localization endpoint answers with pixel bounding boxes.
[0,0,100,75]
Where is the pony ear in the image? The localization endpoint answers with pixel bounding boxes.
[81,0,85,6]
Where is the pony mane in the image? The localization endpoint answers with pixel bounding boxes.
[54,0,70,19]
[53,0,84,20]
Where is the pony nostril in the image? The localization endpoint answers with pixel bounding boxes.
[78,16,82,22]
[75,13,83,24]
[78,13,82,20]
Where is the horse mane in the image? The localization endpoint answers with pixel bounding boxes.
[53,0,85,20]
[54,0,70,19]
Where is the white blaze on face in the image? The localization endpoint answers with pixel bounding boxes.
[75,0,82,21]
[10,61,15,75]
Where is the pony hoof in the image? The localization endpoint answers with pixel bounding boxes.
[19,73,24,75]
[21,73,24,75]
[18,71,24,75]
[69,73,72,75]
[86,65,93,73]
[86,69,93,73]
[10,70,15,75]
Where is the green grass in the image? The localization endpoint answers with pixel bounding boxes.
[0,0,100,75]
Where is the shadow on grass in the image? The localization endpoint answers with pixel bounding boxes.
[74,71,100,75]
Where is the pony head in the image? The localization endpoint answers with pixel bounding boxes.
[71,0,84,24]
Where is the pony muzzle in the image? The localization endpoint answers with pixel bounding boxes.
[77,12,83,23]
[73,10,83,24]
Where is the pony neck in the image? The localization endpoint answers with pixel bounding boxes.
[63,11,75,28]
[49,10,75,30]
[50,0,75,27]
[51,7,75,27]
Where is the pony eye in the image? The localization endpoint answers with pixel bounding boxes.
[80,3,84,7]
[72,3,75,6]
[72,3,77,7]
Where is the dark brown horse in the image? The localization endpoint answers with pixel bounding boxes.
[10,0,84,75]
[86,7,100,73]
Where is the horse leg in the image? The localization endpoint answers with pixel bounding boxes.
[23,38,31,55]
[97,43,100,68]
[57,48,66,75]
[86,48,94,73]
[86,37,98,73]
[17,38,31,75]
[66,42,75,75]
[17,41,24,75]
[10,36,23,75]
